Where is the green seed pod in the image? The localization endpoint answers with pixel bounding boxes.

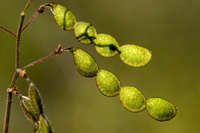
[120,86,146,112]
[51,4,76,30]
[96,69,120,97]
[74,21,97,45]
[20,96,39,124]
[119,44,152,67]
[94,34,120,57]
[146,98,177,121]
[28,83,43,115]
[73,48,99,77]
[39,115,53,133]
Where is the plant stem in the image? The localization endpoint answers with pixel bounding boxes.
[22,10,40,32]
[23,51,58,70]
[16,12,25,68]
[0,25,16,38]
[3,7,26,133]
[23,0,32,13]
[3,2,60,132]
[22,3,52,32]
[3,88,13,133]
[22,7,42,32]
[22,45,70,70]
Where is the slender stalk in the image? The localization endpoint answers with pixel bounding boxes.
[3,2,27,133]
[0,25,16,38]
[3,88,13,133]
[22,3,52,32]
[3,87,22,133]
[16,13,25,68]
[22,45,69,70]
[23,51,57,70]
[22,10,40,32]
[9,72,19,89]
[23,0,32,13]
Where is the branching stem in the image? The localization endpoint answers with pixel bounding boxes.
[3,13,25,133]
[3,0,30,132]
[22,3,52,32]
[2,2,70,132]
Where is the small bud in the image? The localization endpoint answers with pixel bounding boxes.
[146,98,177,121]
[51,4,76,30]
[94,34,120,57]
[120,86,146,112]
[72,48,99,77]
[119,44,152,67]
[96,69,120,97]
[74,21,97,45]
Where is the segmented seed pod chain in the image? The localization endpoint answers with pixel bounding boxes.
[51,3,176,119]
[15,2,177,133]
[71,48,177,121]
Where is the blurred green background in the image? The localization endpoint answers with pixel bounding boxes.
[0,0,200,133]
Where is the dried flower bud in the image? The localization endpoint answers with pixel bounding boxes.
[96,69,120,97]
[120,86,146,112]
[119,44,152,67]
[51,4,76,30]
[146,98,177,121]
[94,34,120,57]
[72,48,99,77]
[74,21,97,45]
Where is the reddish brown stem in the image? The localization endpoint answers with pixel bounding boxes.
[3,88,13,133]
[0,25,16,38]
[22,3,52,32]
[3,11,25,133]
[23,51,57,70]
[16,12,25,68]
[22,45,73,70]
[22,10,40,32]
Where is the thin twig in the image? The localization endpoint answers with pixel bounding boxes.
[22,7,43,32]
[22,3,52,32]
[22,45,67,70]
[22,10,40,32]
[16,12,25,68]
[3,1,27,133]
[23,52,57,70]
[3,86,24,133]
[23,0,32,13]
[9,72,19,88]
[0,25,16,38]
[3,88,13,133]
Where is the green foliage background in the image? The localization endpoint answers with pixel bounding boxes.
[0,0,200,132]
